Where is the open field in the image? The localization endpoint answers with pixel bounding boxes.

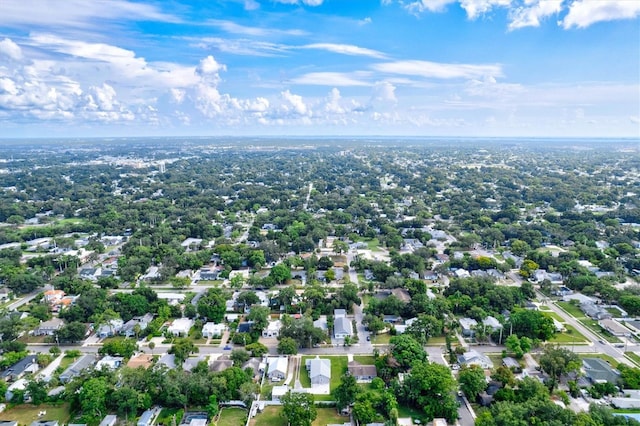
[550,325,589,344]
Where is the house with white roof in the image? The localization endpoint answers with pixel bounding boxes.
[167,318,194,337]
[459,317,478,337]
[262,320,282,338]
[267,357,288,381]
[95,356,123,371]
[202,322,226,339]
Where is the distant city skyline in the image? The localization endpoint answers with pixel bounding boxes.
[0,0,638,138]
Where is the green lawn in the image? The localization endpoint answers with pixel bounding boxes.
[157,408,184,426]
[556,302,585,319]
[365,238,382,251]
[300,356,348,393]
[0,404,71,425]
[543,311,564,322]
[626,352,640,367]
[251,406,286,426]
[398,405,427,423]
[372,334,391,344]
[216,408,247,426]
[549,325,588,344]
[313,408,347,426]
[353,355,376,365]
[427,335,447,345]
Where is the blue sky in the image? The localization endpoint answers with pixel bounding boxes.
[0,0,638,138]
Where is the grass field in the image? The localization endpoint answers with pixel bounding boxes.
[216,408,247,426]
[251,407,346,426]
[398,405,427,422]
[372,334,391,344]
[556,302,585,319]
[550,325,588,344]
[251,406,286,426]
[627,352,640,366]
[353,355,376,365]
[300,356,348,393]
[427,336,447,345]
[365,238,382,251]
[542,311,564,321]
[0,404,71,425]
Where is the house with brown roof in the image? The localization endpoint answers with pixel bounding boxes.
[127,354,154,369]
[348,361,377,383]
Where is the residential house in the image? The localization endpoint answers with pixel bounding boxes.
[30,421,59,426]
[582,358,620,384]
[391,288,411,303]
[482,316,503,332]
[120,314,154,337]
[34,318,64,336]
[209,356,233,373]
[43,290,65,305]
[157,292,185,305]
[580,302,611,320]
[140,266,161,282]
[202,322,226,339]
[95,356,123,371]
[599,319,631,337]
[59,354,95,383]
[97,319,124,338]
[168,318,194,337]
[306,356,331,385]
[127,354,154,369]
[262,320,282,338]
[271,385,289,402]
[267,357,288,381]
[502,357,521,372]
[0,421,17,426]
[334,309,353,339]
[1,355,39,381]
[458,350,494,369]
[183,355,208,372]
[5,378,27,401]
[99,416,117,426]
[348,361,377,383]
[79,267,101,281]
[157,354,177,370]
[199,268,220,281]
[459,318,478,337]
[137,409,157,426]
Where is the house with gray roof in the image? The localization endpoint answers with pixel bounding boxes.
[582,358,620,384]
[1,355,39,381]
[59,354,95,383]
[306,356,331,385]
[34,318,65,336]
[458,350,493,369]
[334,309,352,339]
[459,317,478,337]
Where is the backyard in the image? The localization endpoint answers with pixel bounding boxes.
[299,355,348,394]
[250,406,345,426]
[216,408,247,426]
[0,404,71,425]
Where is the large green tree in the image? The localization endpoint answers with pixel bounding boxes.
[281,391,317,426]
[458,365,487,401]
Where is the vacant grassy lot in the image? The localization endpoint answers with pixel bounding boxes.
[372,334,391,344]
[556,302,585,319]
[0,404,71,425]
[216,408,247,426]
[550,325,588,344]
[365,238,381,251]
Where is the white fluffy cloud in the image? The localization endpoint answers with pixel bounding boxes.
[561,0,640,29]
[392,0,640,29]
[271,0,323,6]
[291,72,371,87]
[0,38,22,60]
[280,90,311,116]
[508,0,563,30]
